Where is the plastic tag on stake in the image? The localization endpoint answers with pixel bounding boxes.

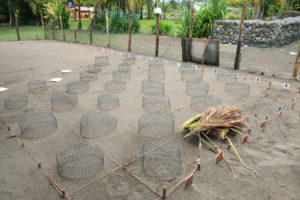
[213,69,218,74]
[61,69,72,73]
[283,83,289,89]
[49,78,62,82]
[242,134,249,144]
[177,62,181,67]
[193,65,197,70]
[163,59,168,64]
[255,76,261,83]
[233,73,239,78]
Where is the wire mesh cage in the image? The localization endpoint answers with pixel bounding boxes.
[181,70,203,82]
[98,94,120,111]
[67,80,89,94]
[118,63,131,72]
[186,80,209,96]
[122,58,135,66]
[113,70,131,81]
[149,64,164,73]
[80,112,117,139]
[224,82,251,98]
[104,80,126,93]
[149,58,164,65]
[95,56,109,67]
[141,139,183,181]
[138,112,175,139]
[124,52,136,61]
[56,144,104,180]
[87,64,100,73]
[147,71,165,82]
[217,71,238,83]
[180,63,195,72]
[51,92,78,112]
[4,94,28,110]
[19,112,58,139]
[80,71,97,82]
[142,80,164,95]
[142,95,170,113]
[190,95,222,112]
[28,80,47,94]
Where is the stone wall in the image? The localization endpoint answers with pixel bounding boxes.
[212,17,300,47]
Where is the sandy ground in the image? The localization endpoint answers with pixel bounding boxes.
[0,40,300,200]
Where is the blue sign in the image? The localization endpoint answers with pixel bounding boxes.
[68,2,73,7]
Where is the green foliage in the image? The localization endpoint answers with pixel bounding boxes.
[178,0,227,38]
[94,14,106,30]
[107,16,140,33]
[150,20,174,36]
[46,0,70,28]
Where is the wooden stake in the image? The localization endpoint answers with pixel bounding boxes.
[162,187,167,199]
[89,11,92,45]
[291,99,295,110]
[40,12,46,40]
[292,46,300,78]
[105,9,110,48]
[187,8,194,62]
[155,13,160,57]
[234,2,247,70]
[72,9,77,43]
[15,14,20,41]
[50,16,55,40]
[128,9,132,52]
[59,12,65,41]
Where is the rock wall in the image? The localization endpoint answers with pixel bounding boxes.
[212,17,300,47]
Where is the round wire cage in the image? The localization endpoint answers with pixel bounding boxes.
[186,80,209,96]
[104,80,126,93]
[142,80,164,95]
[149,64,164,73]
[80,112,117,139]
[113,70,131,81]
[97,94,120,111]
[217,71,238,83]
[87,64,100,73]
[28,80,47,94]
[122,58,134,66]
[4,94,28,110]
[67,80,89,94]
[51,92,78,112]
[80,71,97,82]
[149,58,164,66]
[181,70,203,82]
[138,112,175,139]
[118,63,131,72]
[142,95,170,113]
[190,95,222,112]
[95,56,109,67]
[19,112,58,139]
[141,139,183,181]
[56,144,104,180]
[224,82,250,98]
[147,71,165,82]
[180,63,195,72]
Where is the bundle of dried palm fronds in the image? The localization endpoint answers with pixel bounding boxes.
[182,105,250,172]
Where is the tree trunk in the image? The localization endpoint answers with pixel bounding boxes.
[15,14,20,41]
[277,0,287,19]
[147,0,152,19]
[74,6,77,21]
[259,2,265,20]
[254,0,263,19]
[163,0,166,19]
[109,4,111,16]
[73,10,77,43]
[89,11,92,45]
[250,0,254,19]
[187,0,191,12]
[140,3,143,20]
[78,0,82,29]
[271,0,275,19]
[117,0,120,18]
[40,12,46,40]
[123,0,127,19]
[128,9,132,52]
[8,0,13,26]
[105,10,110,47]
[59,12,65,41]
[93,3,97,28]
[98,2,101,17]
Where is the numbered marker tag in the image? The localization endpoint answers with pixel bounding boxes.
[128,53,132,58]
[283,83,290,89]
[233,73,239,78]
[137,55,142,59]
[102,48,105,52]
[149,57,153,61]
[278,106,282,111]
[213,69,218,74]
[255,76,261,83]
[163,59,168,64]
[177,62,181,67]
[193,65,197,70]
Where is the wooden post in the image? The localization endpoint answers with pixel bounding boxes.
[128,9,132,52]
[40,13,46,40]
[187,8,194,62]
[15,14,20,41]
[73,8,77,43]
[292,46,300,78]
[50,17,55,40]
[105,9,110,48]
[89,11,92,45]
[155,13,160,57]
[59,12,65,41]
[162,187,167,199]
[234,2,247,70]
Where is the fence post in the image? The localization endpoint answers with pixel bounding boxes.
[73,8,77,43]
[40,12,46,40]
[187,7,194,62]
[89,11,92,45]
[15,14,20,41]
[155,13,160,57]
[105,9,110,48]
[59,12,65,41]
[234,2,247,70]
[292,46,300,78]
[128,9,132,52]
[50,16,55,40]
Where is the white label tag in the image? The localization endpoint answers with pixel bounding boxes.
[149,57,153,61]
[50,78,62,82]
[163,59,168,64]
[213,69,218,74]
[0,87,9,92]
[255,76,261,83]
[177,62,181,67]
[233,73,239,78]
[193,65,197,70]
[61,69,72,73]
[283,83,290,89]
